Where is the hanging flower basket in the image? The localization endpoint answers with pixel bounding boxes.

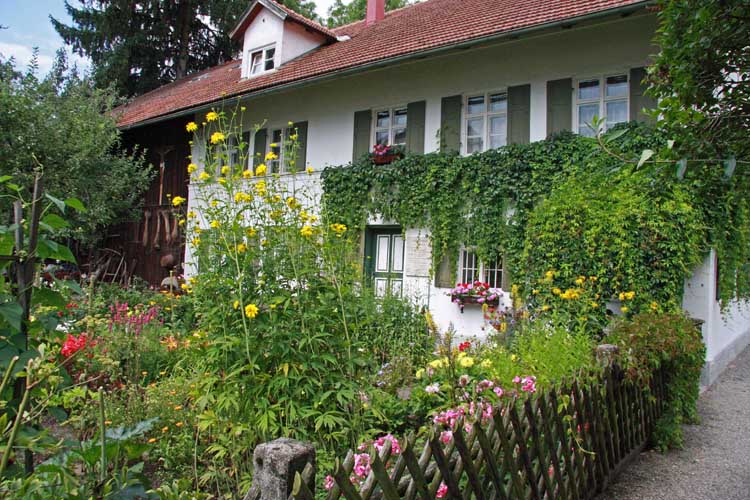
[371,144,404,165]
[448,281,503,313]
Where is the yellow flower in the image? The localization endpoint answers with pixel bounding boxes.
[287,121,294,126]
[272,194,282,203]
[210,132,225,144]
[650,301,659,312]
[234,192,253,203]
[290,133,298,141]
[544,270,555,281]
[148,438,157,444]
[187,163,197,174]
[428,358,448,369]
[244,303,259,319]
[246,227,257,237]
[242,169,253,179]
[300,225,313,237]
[269,143,278,148]
[221,165,231,175]
[590,301,599,308]
[285,197,300,211]
[210,220,220,228]
[552,287,561,295]
[255,163,267,176]
[330,223,347,236]
[173,405,183,411]
[415,368,424,379]
[236,243,247,253]
[480,359,491,368]
[306,166,314,175]
[171,196,186,207]
[198,171,211,181]
[185,122,198,132]
[511,354,518,362]
[233,300,240,310]
[175,422,184,427]
[264,151,278,162]
[162,426,169,433]
[621,306,629,313]
[625,291,636,300]
[206,111,218,122]
[210,200,218,208]
[589,276,598,281]
[458,356,474,368]
[541,304,551,311]
[240,106,246,112]
[218,178,226,185]
[255,180,267,196]
[191,237,201,246]
[575,276,585,285]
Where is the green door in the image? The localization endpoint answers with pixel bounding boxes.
[364,227,405,297]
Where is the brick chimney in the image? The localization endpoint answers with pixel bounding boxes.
[366,0,385,26]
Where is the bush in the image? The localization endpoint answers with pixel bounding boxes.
[606,312,705,450]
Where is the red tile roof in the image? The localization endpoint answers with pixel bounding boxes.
[230,0,338,42]
[116,0,648,128]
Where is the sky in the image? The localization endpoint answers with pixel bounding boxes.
[0,0,339,76]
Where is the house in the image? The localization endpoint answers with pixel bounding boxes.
[115,0,749,386]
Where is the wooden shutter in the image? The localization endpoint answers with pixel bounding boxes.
[440,95,462,153]
[501,257,511,291]
[434,252,455,288]
[352,110,371,160]
[546,78,572,136]
[630,67,656,124]
[253,128,267,167]
[406,100,426,154]
[507,84,531,145]
[286,121,308,171]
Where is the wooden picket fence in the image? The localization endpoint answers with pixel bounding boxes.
[291,365,667,500]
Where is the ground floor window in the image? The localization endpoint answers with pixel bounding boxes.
[459,249,503,289]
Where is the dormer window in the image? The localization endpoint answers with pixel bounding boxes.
[249,45,276,76]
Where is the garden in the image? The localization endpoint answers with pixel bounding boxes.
[0,105,717,499]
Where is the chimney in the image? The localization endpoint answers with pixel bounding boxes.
[366,0,385,26]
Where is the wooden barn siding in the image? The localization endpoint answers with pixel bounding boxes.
[89,118,191,285]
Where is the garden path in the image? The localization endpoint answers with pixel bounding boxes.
[605,345,750,500]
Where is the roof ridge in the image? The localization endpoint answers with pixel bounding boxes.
[268,0,339,39]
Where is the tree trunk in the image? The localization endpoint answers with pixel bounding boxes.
[175,0,192,80]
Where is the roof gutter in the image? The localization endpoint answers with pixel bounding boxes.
[120,1,653,131]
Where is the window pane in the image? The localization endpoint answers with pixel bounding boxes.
[391,236,404,272]
[578,79,600,100]
[250,52,263,75]
[606,75,628,98]
[467,137,483,154]
[376,111,390,128]
[376,235,390,272]
[264,48,276,70]
[483,257,503,288]
[466,118,483,137]
[578,103,599,137]
[489,93,507,112]
[461,251,478,283]
[489,115,506,136]
[606,100,628,128]
[393,127,406,145]
[393,108,407,126]
[467,95,485,115]
[375,130,389,146]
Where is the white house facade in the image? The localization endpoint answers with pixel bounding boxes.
[117,0,750,386]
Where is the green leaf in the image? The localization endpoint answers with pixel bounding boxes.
[0,176,12,183]
[37,239,76,263]
[0,301,23,331]
[32,287,67,309]
[64,198,87,212]
[637,149,654,168]
[41,213,70,230]
[45,193,66,213]
[0,233,13,256]
[604,128,628,143]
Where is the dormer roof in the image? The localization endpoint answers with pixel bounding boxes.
[230,0,338,42]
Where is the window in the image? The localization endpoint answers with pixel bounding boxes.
[267,128,284,173]
[373,107,407,147]
[464,92,507,154]
[459,250,503,289]
[249,45,276,76]
[576,74,628,137]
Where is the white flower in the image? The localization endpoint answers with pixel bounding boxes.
[425,383,440,394]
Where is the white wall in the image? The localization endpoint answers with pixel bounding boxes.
[187,13,659,338]
[241,9,284,78]
[281,20,328,65]
[683,250,750,386]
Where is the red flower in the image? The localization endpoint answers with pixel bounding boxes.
[61,333,89,358]
[458,341,471,352]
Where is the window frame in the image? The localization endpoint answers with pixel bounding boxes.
[462,90,508,156]
[248,44,276,77]
[574,73,629,137]
[371,105,408,148]
[266,127,286,174]
[457,248,504,290]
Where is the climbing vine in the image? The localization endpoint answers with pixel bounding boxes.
[320,122,750,311]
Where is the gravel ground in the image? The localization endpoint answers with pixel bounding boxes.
[604,345,750,500]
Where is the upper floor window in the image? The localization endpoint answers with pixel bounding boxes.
[576,74,628,137]
[373,107,407,147]
[464,92,507,154]
[249,45,276,76]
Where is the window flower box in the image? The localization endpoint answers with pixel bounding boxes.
[448,281,502,313]
[371,144,404,165]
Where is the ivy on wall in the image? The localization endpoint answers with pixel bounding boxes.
[320,122,749,309]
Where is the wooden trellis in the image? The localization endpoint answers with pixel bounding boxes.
[293,365,666,500]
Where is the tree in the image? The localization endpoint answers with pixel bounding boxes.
[650,0,749,159]
[327,0,410,28]
[51,0,244,97]
[0,52,152,245]
[279,0,321,22]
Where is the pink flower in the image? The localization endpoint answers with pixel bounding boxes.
[374,434,401,455]
[436,482,448,499]
[476,379,494,393]
[458,374,470,387]
[440,430,453,444]
[493,387,504,398]
[324,475,335,491]
[521,376,537,393]
[425,383,440,394]
[353,453,371,478]
[512,376,521,384]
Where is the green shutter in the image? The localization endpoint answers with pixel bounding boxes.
[253,128,267,167]
[284,121,308,171]
[440,95,462,153]
[546,78,572,136]
[434,252,455,288]
[630,67,656,124]
[352,110,371,160]
[508,84,531,145]
[406,100,426,154]
[501,257,511,291]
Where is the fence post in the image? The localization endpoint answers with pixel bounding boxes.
[595,344,619,367]
[243,438,316,500]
